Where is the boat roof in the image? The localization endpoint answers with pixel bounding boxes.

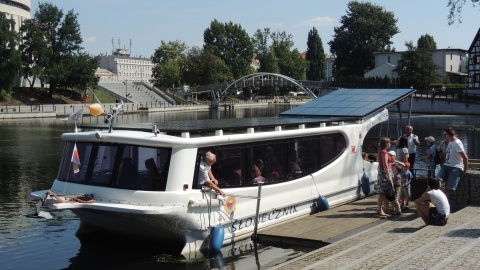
[80,88,415,134]
[280,88,414,118]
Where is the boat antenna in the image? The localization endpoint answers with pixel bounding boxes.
[65,109,84,133]
[104,101,124,133]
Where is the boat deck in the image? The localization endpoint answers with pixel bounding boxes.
[259,195,480,269]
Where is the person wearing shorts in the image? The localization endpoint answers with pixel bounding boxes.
[414,177,450,226]
[436,127,468,198]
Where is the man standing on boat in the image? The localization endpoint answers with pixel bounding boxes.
[397,125,420,171]
[198,151,226,196]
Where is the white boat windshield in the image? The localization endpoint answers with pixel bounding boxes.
[57,142,171,191]
[194,133,346,189]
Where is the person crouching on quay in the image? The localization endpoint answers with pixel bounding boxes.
[414,177,450,226]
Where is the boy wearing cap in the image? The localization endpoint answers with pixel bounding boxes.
[399,162,413,209]
[425,136,437,178]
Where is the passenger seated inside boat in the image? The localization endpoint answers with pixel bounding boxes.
[249,163,265,184]
[47,191,96,203]
[145,158,165,190]
[117,157,138,188]
[263,147,284,182]
[288,160,302,177]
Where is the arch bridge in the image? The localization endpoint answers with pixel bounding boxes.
[204,73,318,108]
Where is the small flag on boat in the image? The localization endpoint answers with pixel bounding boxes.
[71,143,81,174]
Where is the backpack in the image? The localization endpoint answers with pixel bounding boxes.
[434,147,442,165]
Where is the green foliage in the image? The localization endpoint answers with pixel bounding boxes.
[447,0,480,25]
[329,1,399,80]
[306,27,326,81]
[151,40,187,88]
[251,28,306,79]
[182,47,234,86]
[204,19,254,78]
[252,28,280,73]
[64,53,100,90]
[417,34,437,50]
[30,3,97,98]
[0,12,22,93]
[259,51,280,73]
[395,38,441,89]
[19,19,49,88]
[152,40,187,64]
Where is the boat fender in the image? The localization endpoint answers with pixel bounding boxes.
[210,225,225,252]
[315,196,329,212]
[361,172,371,196]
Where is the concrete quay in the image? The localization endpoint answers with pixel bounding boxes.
[1,95,480,120]
[262,196,480,270]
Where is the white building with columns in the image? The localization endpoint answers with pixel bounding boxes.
[0,0,31,32]
[98,48,154,82]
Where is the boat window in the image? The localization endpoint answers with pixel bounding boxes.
[247,143,287,185]
[194,133,346,189]
[57,142,170,191]
[198,147,244,189]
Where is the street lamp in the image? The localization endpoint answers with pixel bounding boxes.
[123,80,128,100]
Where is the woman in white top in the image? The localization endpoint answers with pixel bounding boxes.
[414,177,450,226]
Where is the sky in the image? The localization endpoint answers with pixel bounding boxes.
[31,0,480,58]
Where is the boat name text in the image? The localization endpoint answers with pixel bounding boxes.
[231,205,298,232]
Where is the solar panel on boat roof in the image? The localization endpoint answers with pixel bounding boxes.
[280,88,414,118]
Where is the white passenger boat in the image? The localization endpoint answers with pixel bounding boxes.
[31,88,414,254]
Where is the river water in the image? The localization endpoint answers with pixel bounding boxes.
[0,104,479,270]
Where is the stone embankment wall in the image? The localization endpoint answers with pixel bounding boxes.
[410,170,480,211]
[449,170,480,210]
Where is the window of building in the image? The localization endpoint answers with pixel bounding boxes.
[387,56,391,63]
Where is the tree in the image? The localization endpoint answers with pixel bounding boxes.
[447,0,479,25]
[19,19,49,88]
[395,38,440,89]
[271,30,307,80]
[151,40,188,88]
[34,3,91,98]
[182,46,233,86]
[0,12,22,94]
[417,34,437,50]
[306,27,326,81]
[204,20,254,78]
[329,1,399,80]
[64,53,101,90]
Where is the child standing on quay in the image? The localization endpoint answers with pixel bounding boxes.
[399,163,413,209]
[390,163,403,215]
